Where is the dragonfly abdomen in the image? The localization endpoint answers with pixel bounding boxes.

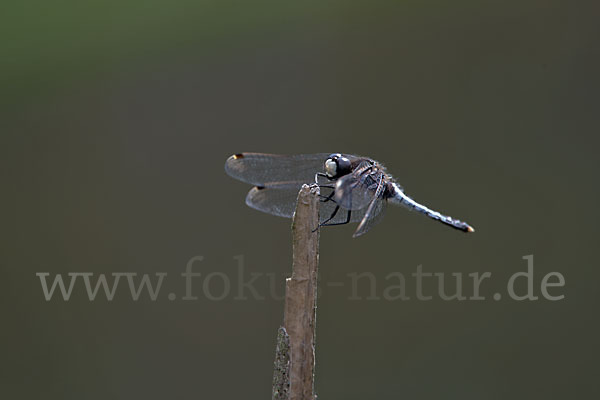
[389,183,474,233]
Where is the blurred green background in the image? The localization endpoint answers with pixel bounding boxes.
[2,0,599,398]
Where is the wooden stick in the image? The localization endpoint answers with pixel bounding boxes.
[272,184,320,400]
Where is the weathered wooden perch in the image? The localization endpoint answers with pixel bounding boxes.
[272,184,320,400]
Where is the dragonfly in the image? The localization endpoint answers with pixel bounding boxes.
[224,153,474,238]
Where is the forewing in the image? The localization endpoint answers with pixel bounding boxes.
[225,153,330,187]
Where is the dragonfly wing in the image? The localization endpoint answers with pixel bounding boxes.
[246,186,358,224]
[245,186,298,218]
[353,174,387,237]
[351,197,386,237]
[225,153,331,187]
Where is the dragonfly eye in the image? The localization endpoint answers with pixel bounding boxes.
[325,158,337,177]
[325,155,351,178]
[336,156,352,177]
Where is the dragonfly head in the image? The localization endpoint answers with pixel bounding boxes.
[325,153,352,178]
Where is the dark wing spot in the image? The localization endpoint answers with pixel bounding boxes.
[256,186,265,190]
[233,153,244,159]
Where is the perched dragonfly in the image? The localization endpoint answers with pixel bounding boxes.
[225,153,474,237]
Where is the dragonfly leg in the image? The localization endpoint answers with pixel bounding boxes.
[313,205,343,232]
[321,205,339,224]
[315,172,335,184]
[316,209,352,229]
[319,191,336,203]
